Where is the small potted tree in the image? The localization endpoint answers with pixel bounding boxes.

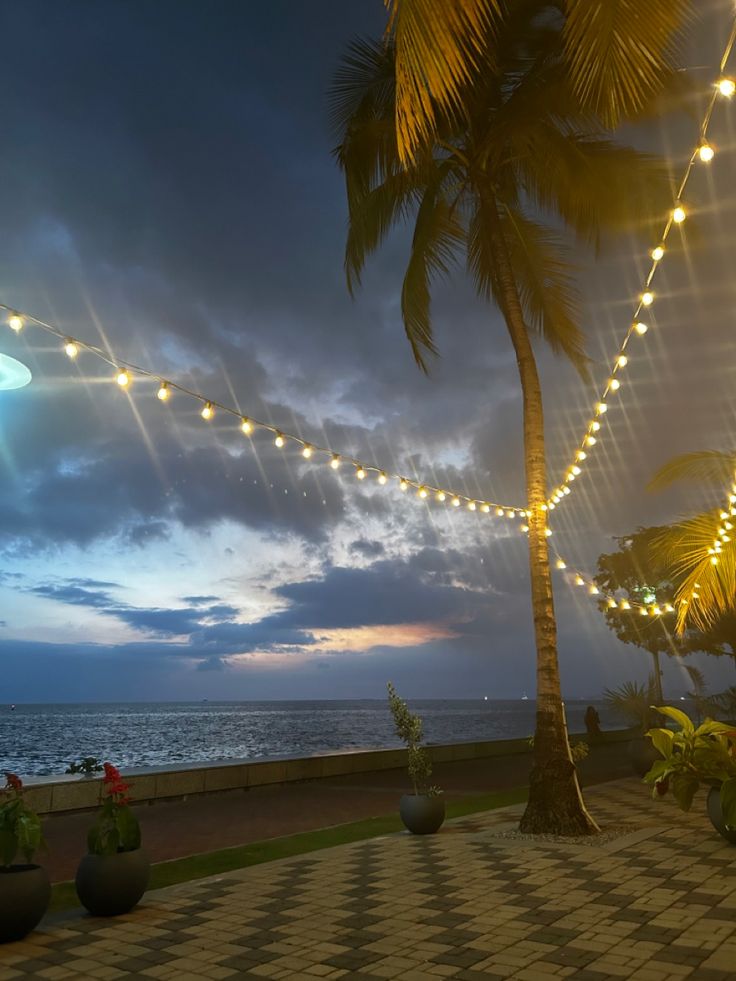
[75,762,150,916]
[604,678,661,776]
[387,683,444,834]
[644,705,736,844]
[0,772,50,943]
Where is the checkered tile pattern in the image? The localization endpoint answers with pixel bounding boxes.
[1,779,734,980]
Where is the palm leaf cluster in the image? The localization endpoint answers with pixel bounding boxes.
[384,0,691,163]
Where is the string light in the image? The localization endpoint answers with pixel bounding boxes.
[634,321,648,335]
[274,433,285,448]
[329,454,340,469]
[356,466,366,480]
[698,142,715,162]
[641,291,654,307]
[378,472,387,485]
[241,417,253,435]
[399,478,409,491]
[7,313,23,332]
[437,491,446,502]
[64,340,79,359]
[608,378,620,391]
[116,369,130,387]
[452,496,461,507]
[201,401,214,421]
[672,206,686,224]
[651,246,665,261]
[157,382,170,401]
[718,77,735,97]
[418,486,428,498]
[467,500,476,511]
[302,444,313,459]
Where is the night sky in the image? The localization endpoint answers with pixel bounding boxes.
[1,0,736,702]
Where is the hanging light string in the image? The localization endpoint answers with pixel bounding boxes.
[545,32,736,514]
[2,303,531,519]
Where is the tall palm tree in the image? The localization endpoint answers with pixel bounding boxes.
[384,0,691,164]
[331,6,667,834]
[649,451,736,633]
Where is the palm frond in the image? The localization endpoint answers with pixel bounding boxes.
[401,181,464,371]
[385,0,500,164]
[563,0,691,128]
[648,451,736,493]
[501,207,589,380]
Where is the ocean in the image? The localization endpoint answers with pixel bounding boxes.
[1,699,624,777]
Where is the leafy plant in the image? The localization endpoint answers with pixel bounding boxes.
[87,763,141,856]
[65,757,104,776]
[528,736,588,763]
[603,678,660,734]
[644,705,736,829]
[0,772,44,868]
[387,683,441,796]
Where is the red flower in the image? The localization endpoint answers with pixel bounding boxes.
[4,772,23,792]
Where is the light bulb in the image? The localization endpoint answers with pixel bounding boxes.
[506,510,514,518]
[608,598,617,609]
[64,340,79,359]
[586,435,597,446]
[418,486,428,498]
[634,321,648,335]
[157,383,170,401]
[467,500,476,511]
[116,369,130,387]
[548,502,556,510]
[302,445,313,459]
[576,450,587,461]
[621,600,631,610]
[652,606,661,616]
[356,467,366,480]
[399,478,408,491]
[617,354,628,368]
[329,454,340,469]
[378,471,387,485]
[274,433,285,448]
[609,378,620,391]
[665,604,674,613]
[718,77,735,97]
[711,555,719,565]
[640,607,648,617]
[575,575,584,586]
[7,314,23,332]
[201,402,214,420]
[452,496,461,508]
[596,402,607,414]
[589,585,598,595]
[591,421,601,432]
[556,559,566,570]
[641,291,654,307]
[521,524,529,533]
[481,503,490,513]
[436,491,446,502]
[698,143,714,163]
[651,246,665,262]
[241,418,253,435]
[496,507,504,517]
[672,206,686,224]
[572,465,581,476]
[720,511,729,520]
[544,528,552,537]
[562,486,570,495]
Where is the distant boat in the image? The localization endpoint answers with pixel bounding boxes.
[483,696,488,701]
[521,694,529,701]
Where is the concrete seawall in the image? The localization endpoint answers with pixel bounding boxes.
[22,729,635,816]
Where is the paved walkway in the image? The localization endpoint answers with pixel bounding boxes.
[1,778,734,980]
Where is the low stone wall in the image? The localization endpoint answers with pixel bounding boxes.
[21,729,634,816]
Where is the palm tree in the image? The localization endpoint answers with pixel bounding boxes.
[649,450,736,633]
[331,7,667,834]
[384,0,691,164]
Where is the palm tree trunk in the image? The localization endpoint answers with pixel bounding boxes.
[651,650,664,704]
[487,201,599,835]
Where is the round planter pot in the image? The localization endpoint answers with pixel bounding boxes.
[0,865,51,943]
[399,794,445,835]
[628,737,660,778]
[707,786,736,845]
[76,848,150,916]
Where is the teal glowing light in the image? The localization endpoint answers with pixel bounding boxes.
[0,353,32,390]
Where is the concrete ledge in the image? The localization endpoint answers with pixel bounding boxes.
[22,728,637,816]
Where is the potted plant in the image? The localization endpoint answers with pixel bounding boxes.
[644,705,736,844]
[604,678,662,776]
[0,772,50,943]
[387,683,444,834]
[75,762,150,916]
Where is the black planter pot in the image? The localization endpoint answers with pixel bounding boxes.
[0,865,51,943]
[75,848,150,916]
[707,786,736,845]
[628,737,660,778]
[399,794,445,835]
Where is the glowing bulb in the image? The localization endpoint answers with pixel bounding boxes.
[201,401,214,420]
[717,77,735,97]
[621,600,631,610]
[452,497,461,508]
[641,291,654,307]
[544,528,552,537]
[608,598,617,609]
[116,369,130,387]
[521,524,529,533]
[157,383,170,401]
[711,555,719,565]
[576,450,587,461]
[7,314,23,332]
[617,354,628,368]
[665,604,674,613]
[609,378,620,391]
[548,502,555,510]
[698,143,714,163]
[436,491,446,502]
[329,454,340,469]
[399,479,409,491]
[241,418,253,435]
[586,435,597,446]
[378,471,387,485]
[672,206,686,224]
[720,511,729,520]
[572,466,581,476]
[589,585,598,595]
[562,486,570,495]
[302,444,313,459]
[274,433,285,448]
[556,559,566,570]
[640,607,648,617]
[591,421,601,432]
[575,575,584,586]
[496,507,504,517]
[467,500,476,511]
[356,466,366,480]
[596,402,607,414]
[652,606,661,616]
[634,321,648,336]
[506,510,514,518]
[64,340,79,359]
[651,246,665,262]
[418,486,428,499]
[481,503,490,513]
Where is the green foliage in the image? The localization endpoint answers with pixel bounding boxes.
[386,682,440,796]
[65,757,104,775]
[86,763,141,856]
[644,706,736,829]
[603,679,660,734]
[0,774,44,868]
